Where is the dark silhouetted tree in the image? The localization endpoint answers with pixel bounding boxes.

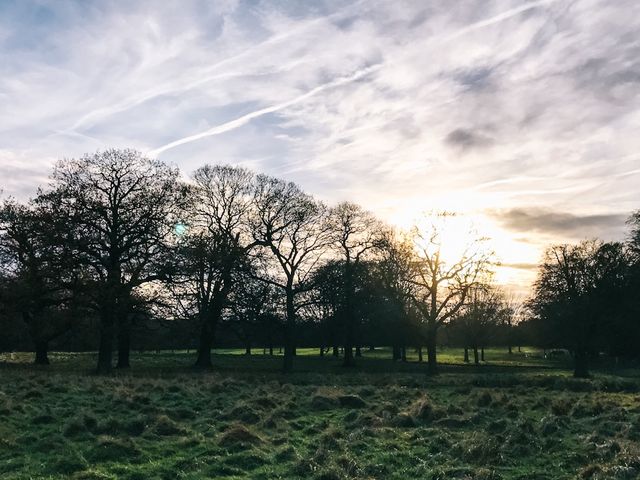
[408,214,494,374]
[49,149,184,373]
[528,240,630,377]
[174,165,257,369]
[0,199,84,364]
[328,202,385,366]
[252,175,331,372]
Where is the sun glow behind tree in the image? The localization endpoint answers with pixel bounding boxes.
[401,208,537,295]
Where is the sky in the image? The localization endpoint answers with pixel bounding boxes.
[1,0,639,294]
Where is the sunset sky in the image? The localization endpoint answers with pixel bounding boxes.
[1,0,639,294]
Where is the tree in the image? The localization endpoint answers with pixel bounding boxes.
[49,149,185,373]
[374,231,416,360]
[0,199,83,364]
[503,293,524,354]
[450,286,507,364]
[174,165,257,369]
[328,202,385,366]
[310,260,345,356]
[622,211,640,358]
[311,259,385,360]
[252,175,331,372]
[226,271,279,355]
[408,213,494,374]
[527,241,630,377]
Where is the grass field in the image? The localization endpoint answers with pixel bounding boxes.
[1,348,639,479]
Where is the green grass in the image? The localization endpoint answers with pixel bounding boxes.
[0,346,573,374]
[0,349,639,479]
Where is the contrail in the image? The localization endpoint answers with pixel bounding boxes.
[148,0,556,157]
[70,1,371,133]
[148,64,380,156]
[441,0,556,42]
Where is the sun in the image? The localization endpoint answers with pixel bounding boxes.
[388,194,540,295]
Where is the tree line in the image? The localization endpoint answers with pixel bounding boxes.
[0,149,638,377]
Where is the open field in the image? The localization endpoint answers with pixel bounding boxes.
[1,349,640,479]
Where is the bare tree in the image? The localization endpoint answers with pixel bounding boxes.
[503,293,524,354]
[452,286,507,364]
[174,165,258,369]
[252,175,331,372]
[328,202,385,366]
[409,213,494,374]
[49,149,185,373]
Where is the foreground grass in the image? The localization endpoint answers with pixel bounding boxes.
[1,350,639,479]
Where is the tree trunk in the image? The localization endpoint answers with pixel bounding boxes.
[508,344,512,354]
[116,325,131,369]
[245,343,251,355]
[332,346,339,357]
[194,322,214,369]
[343,345,354,367]
[320,346,324,356]
[481,346,485,362]
[343,318,355,367]
[473,346,479,365]
[393,345,401,361]
[34,339,49,365]
[269,346,274,356]
[401,346,407,362]
[96,318,114,374]
[573,350,590,378]
[283,289,295,373]
[464,346,469,363]
[418,346,423,363]
[355,346,362,357]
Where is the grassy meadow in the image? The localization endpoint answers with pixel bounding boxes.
[1,348,639,479]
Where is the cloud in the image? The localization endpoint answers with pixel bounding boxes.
[489,207,629,239]
[445,128,494,150]
[1,0,640,291]
[0,150,51,199]
[501,262,539,271]
[148,63,381,156]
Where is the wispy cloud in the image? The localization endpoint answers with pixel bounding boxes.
[148,63,381,156]
[1,0,639,290]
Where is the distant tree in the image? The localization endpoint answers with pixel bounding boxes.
[310,260,345,355]
[48,149,185,373]
[503,294,523,355]
[450,286,507,364]
[408,214,494,374]
[328,202,385,366]
[226,272,279,355]
[527,240,630,377]
[252,175,332,372]
[374,232,416,360]
[311,258,385,359]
